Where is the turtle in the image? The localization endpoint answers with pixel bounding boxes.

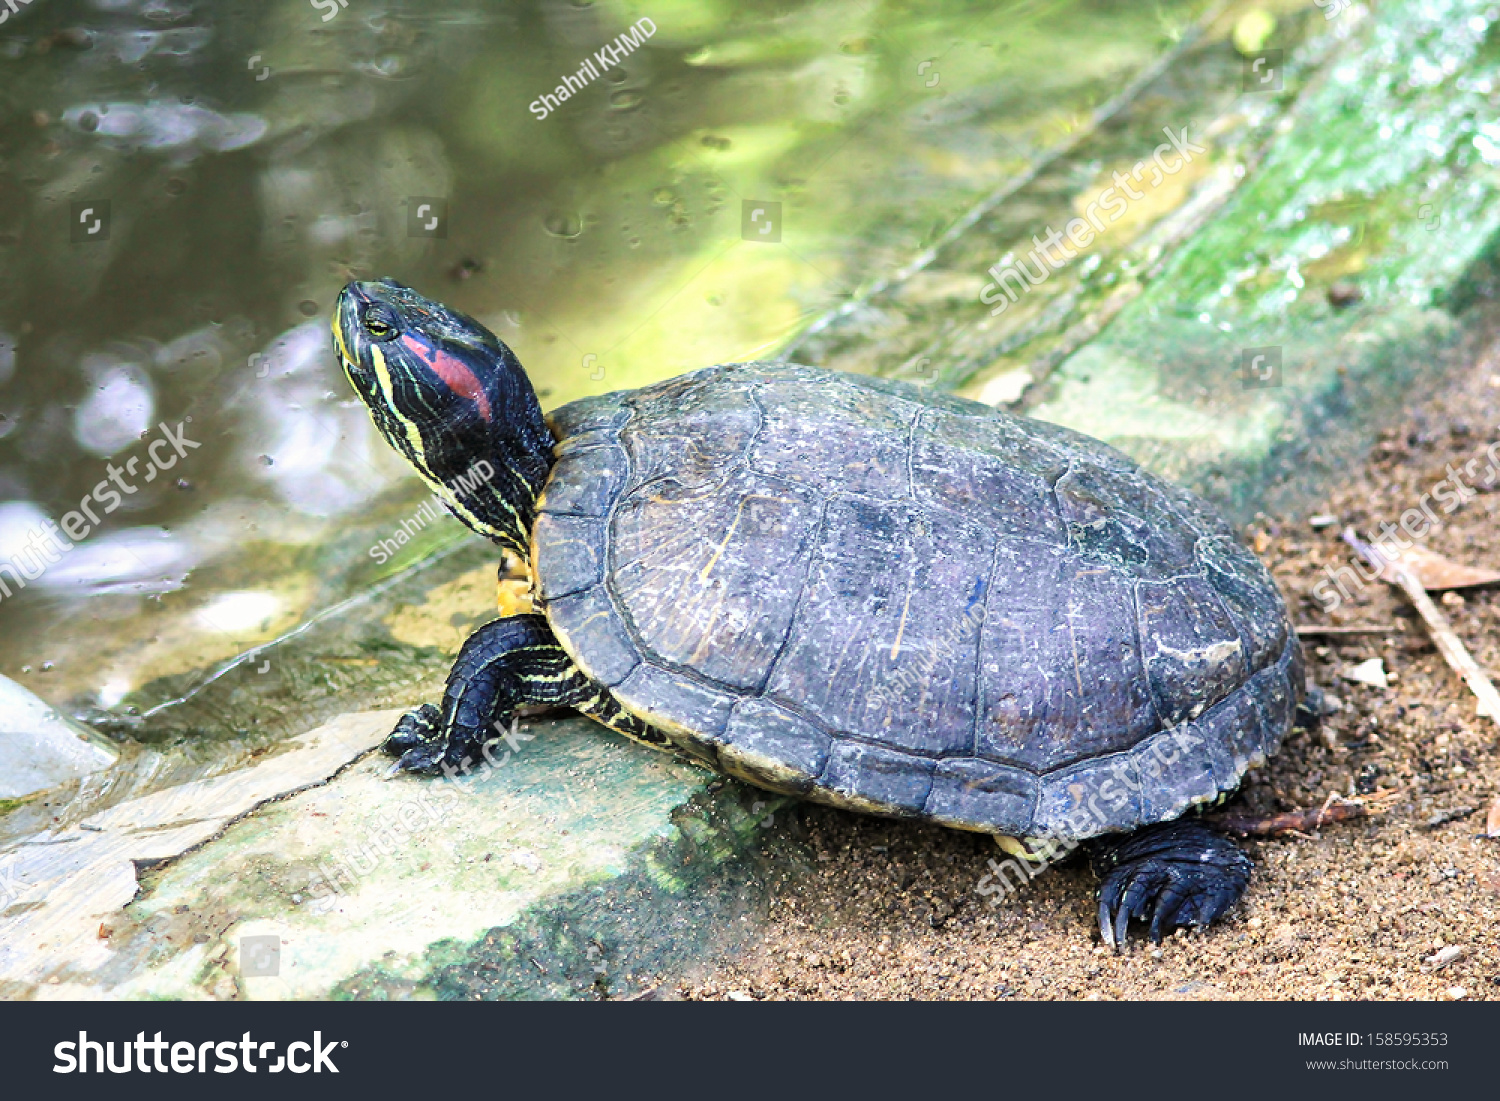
[332,278,1305,948]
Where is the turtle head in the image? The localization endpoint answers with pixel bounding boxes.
[333,278,554,557]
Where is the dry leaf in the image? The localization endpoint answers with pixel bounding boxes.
[1343,529,1500,729]
[1373,544,1500,591]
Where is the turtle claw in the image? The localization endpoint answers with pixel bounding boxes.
[1092,821,1252,952]
[390,741,448,776]
[383,703,441,755]
[380,704,465,776]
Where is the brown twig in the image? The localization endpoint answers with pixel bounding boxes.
[1342,528,1500,726]
[1208,800,1367,837]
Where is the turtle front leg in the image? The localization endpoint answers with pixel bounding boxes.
[384,613,668,776]
[1089,821,1252,951]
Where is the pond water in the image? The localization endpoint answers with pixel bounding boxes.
[0,0,1217,726]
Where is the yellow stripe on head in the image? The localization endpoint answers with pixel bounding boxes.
[369,343,509,541]
[332,308,356,368]
[370,343,431,474]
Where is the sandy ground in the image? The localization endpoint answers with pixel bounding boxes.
[680,345,1500,1002]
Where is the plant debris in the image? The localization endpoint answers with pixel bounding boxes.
[1343,530,1500,725]
[1208,798,1368,837]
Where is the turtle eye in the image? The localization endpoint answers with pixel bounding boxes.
[361,305,400,342]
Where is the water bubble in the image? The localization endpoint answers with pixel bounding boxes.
[609,89,642,111]
[298,300,318,317]
[543,211,582,239]
[652,188,674,205]
[74,365,154,457]
[367,55,407,78]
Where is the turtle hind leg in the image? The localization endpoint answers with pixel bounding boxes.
[1089,821,1252,951]
[568,684,675,753]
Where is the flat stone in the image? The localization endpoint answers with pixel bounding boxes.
[102,712,709,1000]
[0,709,393,990]
[0,674,117,800]
[2,708,768,1000]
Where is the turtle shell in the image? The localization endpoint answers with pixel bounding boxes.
[531,362,1302,840]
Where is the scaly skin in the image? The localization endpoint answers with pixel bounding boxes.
[383,614,672,777]
[334,277,1261,949]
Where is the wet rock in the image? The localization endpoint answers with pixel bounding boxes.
[0,674,116,799]
[0,710,393,988]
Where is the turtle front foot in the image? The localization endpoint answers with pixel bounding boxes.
[380,616,600,778]
[1091,821,1251,951]
[380,703,478,777]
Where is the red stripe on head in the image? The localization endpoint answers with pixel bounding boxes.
[400,335,493,423]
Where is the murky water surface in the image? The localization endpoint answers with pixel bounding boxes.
[0,0,1217,724]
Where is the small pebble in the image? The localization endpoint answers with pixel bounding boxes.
[1308,513,1338,529]
[1342,657,1388,689]
[1448,986,1467,1000]
[1429,945,1465,969]
[1328,282,1363,308]
[1422,806,1476,829]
